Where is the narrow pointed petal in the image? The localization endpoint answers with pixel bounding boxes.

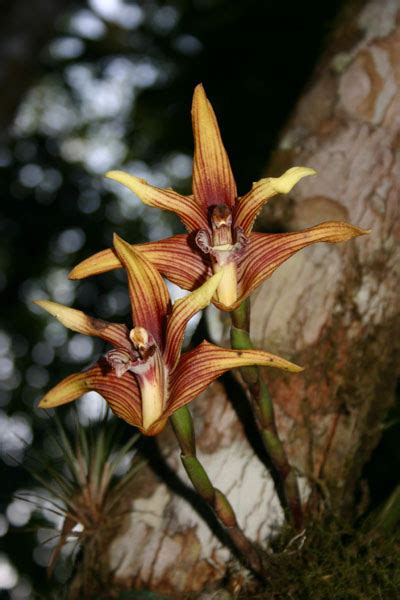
[168,341,302,413]
[106,171,207,231]
[113,234,170,348]
[86,361,142,428]
[39,361,142,428]
[38,371,91,409]
[192,84,237,209]
[34,300,131,350]
[163,270,224,371]
[234,166,317,234]
[69,234,212,292]
[69,247,121,280]
[240,223,370,301]
[137,234,211,291]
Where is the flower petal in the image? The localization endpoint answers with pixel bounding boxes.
[234,166,316,234]
[113,234,170,349]
[38,371,91,409]
[69,247,120,280]
[106,171,207,231]
[192,84,237,210]
[163,270,224,371]
[34,300,131,350]
[39,360,142,428]
[69,234,212,292]
[240,223,370,300]
[86,360,142,427]
[168,341,302,413]
[139,234,211,291]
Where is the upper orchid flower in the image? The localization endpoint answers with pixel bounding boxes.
[36,235,302,435]
[70,84,369,309]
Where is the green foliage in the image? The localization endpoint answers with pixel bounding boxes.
[21,415,144,581]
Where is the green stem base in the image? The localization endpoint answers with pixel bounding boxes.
[231,299,303,531]
[170,406,265,577]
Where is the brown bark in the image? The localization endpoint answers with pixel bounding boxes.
[77,0,400,596]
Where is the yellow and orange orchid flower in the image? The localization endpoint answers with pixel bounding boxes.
[70,84,368,309]
[36,235,302,435]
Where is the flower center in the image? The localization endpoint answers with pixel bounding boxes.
[106,327,168,432]
[210,204,233,247]
[129,327,156,362]
[195,205,248,306]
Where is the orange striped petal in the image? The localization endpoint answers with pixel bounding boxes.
[69,247,121,280]
[168,341,302,413]
[113,234,170,349]
[39,361,142,428]
[34,300,131,350]
[192,84,237,210]
[38,371,91,409]
[163,270,223,370]
[86,360,142,427]
[106,171,207,232]
[137,234,211,291]
[234,166,316,234]
[240,223,370,300]
[69,234,212,292]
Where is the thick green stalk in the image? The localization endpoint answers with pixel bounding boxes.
[170,406,265,577]
[230,299,303,530]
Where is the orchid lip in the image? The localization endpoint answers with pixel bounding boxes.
[106,326,168,432]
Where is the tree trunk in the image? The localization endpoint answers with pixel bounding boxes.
[81,0,400,595]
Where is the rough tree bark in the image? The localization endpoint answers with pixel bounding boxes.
[80,0,400,595]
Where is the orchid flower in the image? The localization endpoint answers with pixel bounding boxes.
[36,235,301,435]
[70,84,369,310]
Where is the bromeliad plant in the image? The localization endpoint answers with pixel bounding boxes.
[36,233,302,576]
[24,417,144,579]
[69,84,369,529]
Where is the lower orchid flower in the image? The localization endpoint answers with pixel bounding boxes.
[36,235,302,435]
[69,84,369,310]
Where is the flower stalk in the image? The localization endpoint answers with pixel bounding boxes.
[230,299,303,530]
[170,406,265,577]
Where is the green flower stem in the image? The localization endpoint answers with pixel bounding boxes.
[170,406,265,577]
[230,298,303,530]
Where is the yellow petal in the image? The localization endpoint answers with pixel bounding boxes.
[39,371,90,408]
[34,300,131,349]
[106,171,207,232]
[213,260,238,308]
[69,247,120,279]
[163,269,224,371]
[235,166,316,234]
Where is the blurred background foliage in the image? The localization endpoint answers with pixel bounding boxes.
[2,0,399,598]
